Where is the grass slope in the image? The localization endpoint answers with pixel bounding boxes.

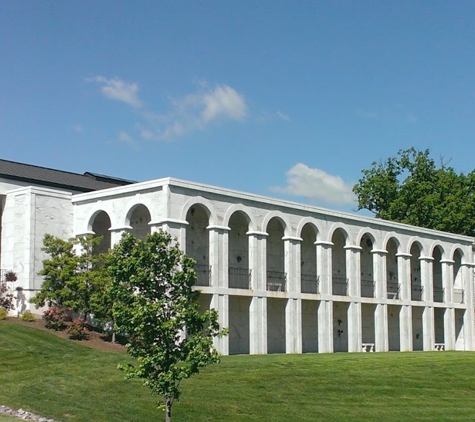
[1,321,475,421]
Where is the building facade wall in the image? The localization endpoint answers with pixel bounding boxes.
[69,178,475,355]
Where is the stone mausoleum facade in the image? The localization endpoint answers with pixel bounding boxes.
[1,159,474,354]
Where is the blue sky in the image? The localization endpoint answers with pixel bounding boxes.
[1,1,475,214]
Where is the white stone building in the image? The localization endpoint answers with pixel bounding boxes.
[1,159,474,354]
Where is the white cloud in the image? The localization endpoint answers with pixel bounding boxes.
[140,84,247,141]
[89,76,143,108]
[72,124,83,133]
[118,131,138,148]
[276,111,291,122]
[271,163,356,206]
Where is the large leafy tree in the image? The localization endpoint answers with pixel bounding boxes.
[108,231,226,422]
[353,148,475,236]
[32,234,110,320]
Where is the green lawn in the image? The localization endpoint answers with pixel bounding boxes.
[1,321,475,421]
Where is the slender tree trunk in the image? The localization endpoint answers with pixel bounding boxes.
[165,398,172,422]
[111,321,116,344]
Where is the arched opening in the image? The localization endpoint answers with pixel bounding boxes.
[300,223,318,294]
[453,249,464,304]
[91,211,111,254]
[331,229,347,296]
[228,211,250,289]
[186,204,210,286]
[388,305,401,351]
[410,243,422,301]
[412,306,424,351]
[386,238,399,299]
[266,218,286,292]
[128,204,151,240]
[360,234,374,298]
[333,302,349,352]
[432,246,444,302]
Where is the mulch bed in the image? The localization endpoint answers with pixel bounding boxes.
[4,317,126,353]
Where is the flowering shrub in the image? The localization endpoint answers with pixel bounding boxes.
[42,306,67,331]
[67,318,89,340]
[4,271,17,282]
[0,282,14,311]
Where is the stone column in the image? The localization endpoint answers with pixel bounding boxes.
[283,236,302,293]
[286,298,302,353]
[210,293,229,355]
[461,261,475,350]
[419,256,435,350]
[372,249,388,352]
[249,296,267,354]
[108,226,132,247]
[207,225,230,288]
[345,245,362,352]
[149,218,188,247]
[283,236,302,353]
[441,259,455,350]
[247,231,268,291]
[315,241,333,353]
[397,253,412,351]
[247,231,268,354]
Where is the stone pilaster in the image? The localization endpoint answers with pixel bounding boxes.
[247,231,268,291]
[286,298,302,353]
[249,295,267,354]
[461,261,475,350]
[397,253,412,351]
[211,293,229,355]
[316,241,333,353]
[207,225,230,288]
[345,245,362,352]
[149,218,188,246]
[419,256,434,350]
[441,259,455,350]
[318,300,333,353]
[108,226,132,247]
[283,236,302,293]
[315,241,333,295]
[373,249,389,352]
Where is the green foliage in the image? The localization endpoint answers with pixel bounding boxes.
[32,234,111,320]
[0,308,7,320]
[0,271,17,311]
[108,231,226,421]
[67,318,89,340]
[42,306,67,331]
[353,148,475,236]
[19,310,36,322]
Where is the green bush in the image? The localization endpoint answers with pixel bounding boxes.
[19,310,36,322]
[0,307,8,320]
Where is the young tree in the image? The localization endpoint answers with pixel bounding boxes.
[353,148,475,236]
[32,234,110,321]
[108,231,226,422]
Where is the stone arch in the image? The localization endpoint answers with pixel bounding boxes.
[382,233,401,252]
[407,237,426,256]
[428,241,447,260]
[331,227,348,296]
[228,210,251,289]
[327,223,350,244]
[223,205,256,232]
[125,203,152,240]
[296,218,319,239]
[360,232,375,298]
[89,210,112,254]
[355,228,380,250]
[181,197,217,226]
[185,203,211,286]
[262,211,291,237]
